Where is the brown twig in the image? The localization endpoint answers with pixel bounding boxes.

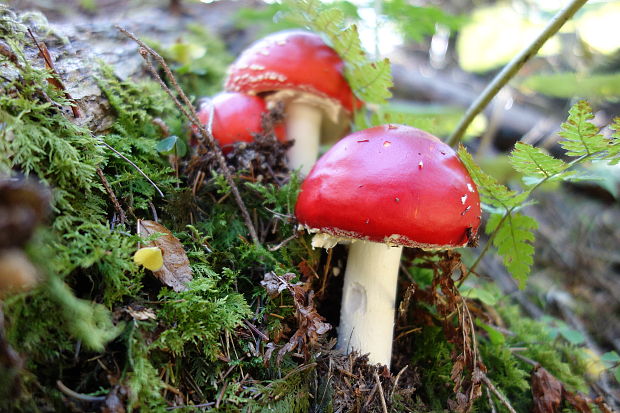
[511,351,539,367]
[26,28,80,118]
[148,200,159,222]
[390,365,408,399]
[56,380,106,402]
[268,233,298,252]
[0,40,20,68]
[98,139,164,197]
[96,168,127,225]
[364,380,379,408]
[116,26,260,246]
[479,373,518,413]
[373,370,389,413]
[166,402,215,410]
[486,386,498,413]
[447,0,588,146]
[243,320,269,341]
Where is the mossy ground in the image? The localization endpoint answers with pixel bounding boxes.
[0,9,605,413]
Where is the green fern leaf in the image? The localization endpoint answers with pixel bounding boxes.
[487,212,537,289]
[558,100,607,157]
[509,142,571,182]
[348,58,392,103]
[458,146,526,209]
[285,0,393,104]
[608,117,620,164]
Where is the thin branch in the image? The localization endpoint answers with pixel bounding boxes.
[243,319,269,341]
[268,233,298,251]
[116,26,260,246]
[486,386,498,413]
[166,402,215,411]
[447,0,589,147]
[27,28,81,118]
[373,370,389,413]
[390,364,408,399]
[98,139,164,197]
[56,380,106,402]
[96,168,127,225]
[480,373,518,413]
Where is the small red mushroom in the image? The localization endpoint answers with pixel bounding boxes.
[295,124,481,366]
[225,30,362,174]
[192,92,285,152]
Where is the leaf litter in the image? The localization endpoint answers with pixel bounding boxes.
[137,219,193,292]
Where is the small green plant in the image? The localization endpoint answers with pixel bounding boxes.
[459,101,620,287]
[284,0,393,104]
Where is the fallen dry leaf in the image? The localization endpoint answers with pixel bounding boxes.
[532,365,596,413]
[564,391,593,413]
[261,272,298,297]
[532,366,563,413]
[137,220,192,292]
[125,305,157,321]
[260,272,331,364]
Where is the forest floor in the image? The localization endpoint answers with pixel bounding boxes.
[2,0,620,412]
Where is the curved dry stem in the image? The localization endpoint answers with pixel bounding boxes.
[447,0,589,147]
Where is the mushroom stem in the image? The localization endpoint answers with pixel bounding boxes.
[338,240,402,366]
[286,102,322,176]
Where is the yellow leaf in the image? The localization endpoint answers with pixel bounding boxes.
[134,247,164,271]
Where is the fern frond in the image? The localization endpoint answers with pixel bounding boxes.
[558,100,607,157]
[509,142,571,183]
[285,0,393,104]
[487,212,537,288]
[348,58,392,104]
[458,146,526,210]
[608,117,620,164]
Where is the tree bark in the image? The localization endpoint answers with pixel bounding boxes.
[1,1,254,133]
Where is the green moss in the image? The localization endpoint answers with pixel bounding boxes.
[155,275,252,359]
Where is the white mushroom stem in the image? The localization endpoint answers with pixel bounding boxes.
[337,240,403,367]
[285,102,322,176]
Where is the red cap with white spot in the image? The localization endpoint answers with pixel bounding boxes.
[295,124,481,248]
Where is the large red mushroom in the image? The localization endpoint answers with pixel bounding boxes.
[225,30,362,174]
[295,124,481,366]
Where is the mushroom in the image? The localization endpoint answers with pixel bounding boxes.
[192,92,285,152]
[294,124,481,366]
[225,30,362,175]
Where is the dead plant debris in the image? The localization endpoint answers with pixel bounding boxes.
[261,271,331,363]
[137,219,193,292]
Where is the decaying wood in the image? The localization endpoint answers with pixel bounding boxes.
[0,1,253,133]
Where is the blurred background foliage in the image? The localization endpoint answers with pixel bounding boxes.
[2,0,620,410]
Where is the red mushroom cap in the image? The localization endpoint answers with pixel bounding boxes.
[191,92,285,152]
[225,30,362,114]
[295,125,481,248]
